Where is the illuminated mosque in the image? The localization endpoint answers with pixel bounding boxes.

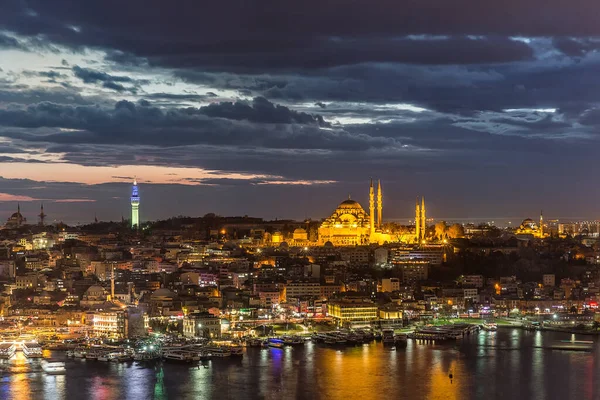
[515,211,546,238]
[318,180,392,246]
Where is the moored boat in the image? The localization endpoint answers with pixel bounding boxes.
[382,329,395,345]
[42,359,66,375]
[267,338,284,349]
[0,343,15,359]
[22,342,43,358]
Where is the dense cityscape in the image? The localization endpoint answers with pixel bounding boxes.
[0,179,599,350]
[4,0,600,399]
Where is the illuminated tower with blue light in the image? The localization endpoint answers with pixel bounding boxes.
[131,177,140,229]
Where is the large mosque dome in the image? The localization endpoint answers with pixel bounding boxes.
[337,199,364,210]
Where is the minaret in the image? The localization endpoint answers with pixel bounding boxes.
[415,198,421,242]
[539,210,544,238]
[369,179,375,236]
[377,180,382,229]
[130,177,140,229]
[38,203,46,226]
[421,197,426,242]
[110,265,115,301]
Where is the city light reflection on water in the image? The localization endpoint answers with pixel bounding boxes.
[0,329,598,400]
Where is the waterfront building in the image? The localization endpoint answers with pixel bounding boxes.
[131,177,140,229]
[378,304,403,326]
[91,310,127,338]
[327,299,378,326]
[183,312,222,338]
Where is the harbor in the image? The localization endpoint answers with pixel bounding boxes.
[0,328,597,400]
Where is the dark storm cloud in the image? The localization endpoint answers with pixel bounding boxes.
[3,0,600,222]
[199,97,330,127]
[552,38,600,57]
[0,99,392,151]
[72,65,147,93]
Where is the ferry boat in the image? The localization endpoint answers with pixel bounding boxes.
[22,342,43,358]
[0,343,15,359]
[162,350,194,363]
[267,338,284,349]
[204,346,232,357]
[41,359,66,375]
[382,329,395,345]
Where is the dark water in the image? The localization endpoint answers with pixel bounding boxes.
[1,329,599,400]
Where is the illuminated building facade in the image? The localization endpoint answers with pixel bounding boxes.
[131,177,140,229]
[318,180,391,246]
[327,300,378,326]
[183,312,222,338]
[92,310,127,338]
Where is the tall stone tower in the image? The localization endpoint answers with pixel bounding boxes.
[131,177,140,229]
[377,180,382,229]
[539,210,543,238]
[369,179,375,236]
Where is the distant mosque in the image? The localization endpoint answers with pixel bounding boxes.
[5,204,26,228]
[515,211,546,238]
[318,180,392,246]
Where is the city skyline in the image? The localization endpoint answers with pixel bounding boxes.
[2,2,600,221]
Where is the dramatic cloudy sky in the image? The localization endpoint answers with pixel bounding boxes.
[0,0,599,224]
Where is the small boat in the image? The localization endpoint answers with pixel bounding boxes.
[246,339,263,348]
[134,352,161,362]
[42,359,66,375]
[97,354,110,362]
[394,334,408,347]
[382,329,395,345]
[481,322,498,331]
[228,346,244,357]
[267,338,284,349]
